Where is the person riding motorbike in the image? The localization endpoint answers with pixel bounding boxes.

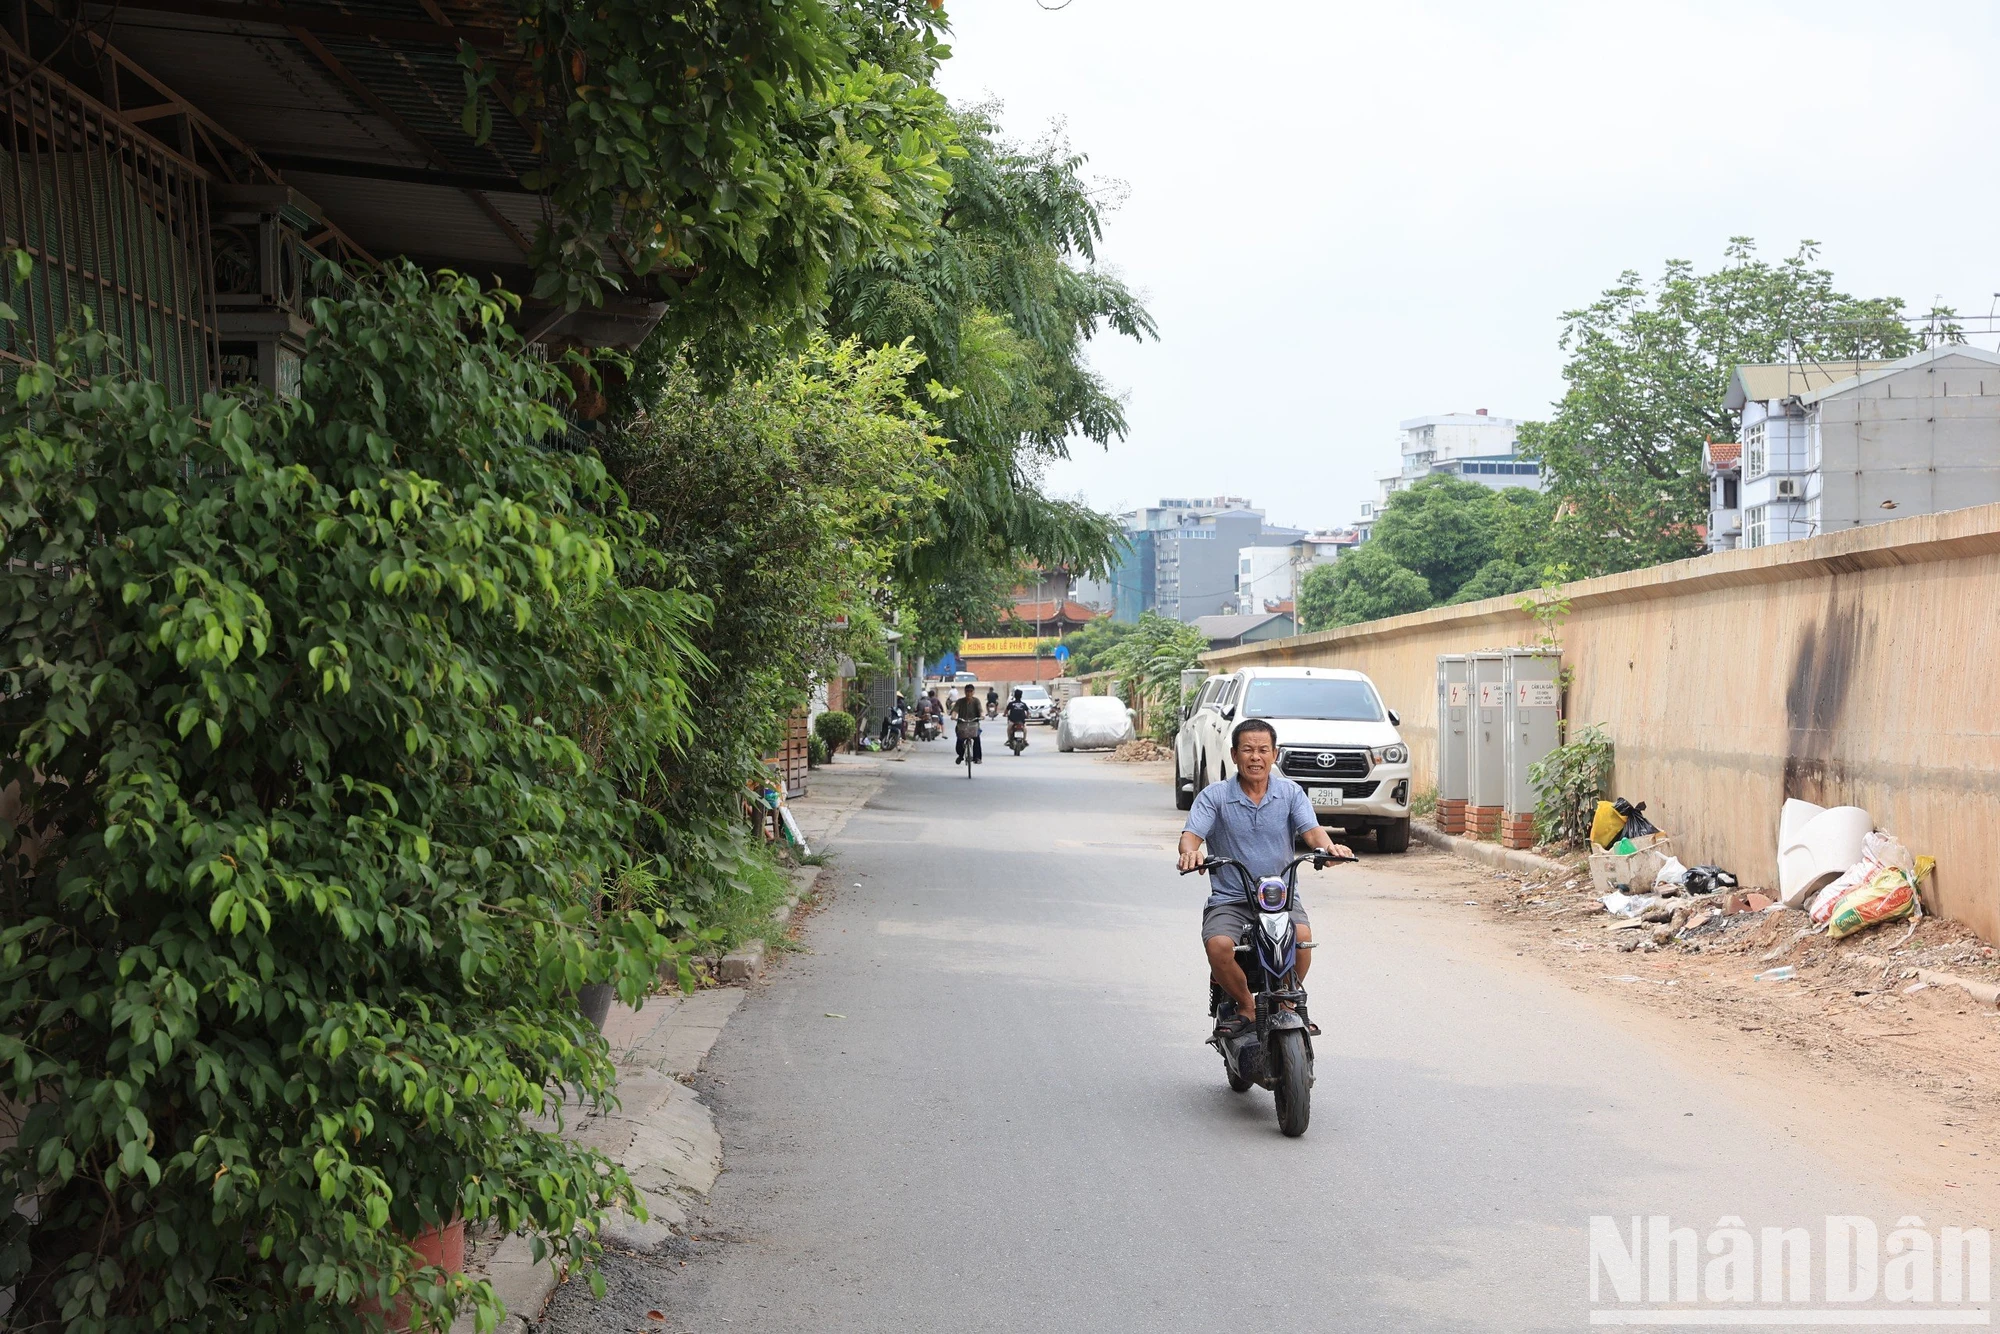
[952,683,984,764]
[985,686,1000,719]
[1004,689,1030,752]
[1176,718,1353,1038]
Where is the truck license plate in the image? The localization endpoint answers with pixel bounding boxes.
[1310,788,1344,809]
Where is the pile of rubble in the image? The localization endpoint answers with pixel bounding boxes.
[1107,739,1172,763]
[1491,790,1996,1007]
[1501,867,2000,1002]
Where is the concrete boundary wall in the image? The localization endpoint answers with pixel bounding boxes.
[1203,502,2000,943]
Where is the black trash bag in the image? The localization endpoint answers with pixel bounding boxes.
[1682,865,1739,895]
[1612,798,1660,840]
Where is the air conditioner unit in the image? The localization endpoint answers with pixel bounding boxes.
[1775,478,1803,498]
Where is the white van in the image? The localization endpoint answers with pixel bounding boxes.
[1173,665,1413,852]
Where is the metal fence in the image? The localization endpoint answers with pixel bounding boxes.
[2,45,215,403]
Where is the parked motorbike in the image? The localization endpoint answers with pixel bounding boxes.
[1006,721,1029,755]
[1180,850,1354,1137]
[879,707,907,750]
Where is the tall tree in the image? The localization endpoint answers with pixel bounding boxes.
[1521,239,1918,575]
[827,104,1157,644]
[493,0,958,330]
[1298,545,1435,629]
[1371,475,1509,601]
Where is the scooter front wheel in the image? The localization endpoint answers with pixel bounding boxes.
[1271,1029,1311,1137]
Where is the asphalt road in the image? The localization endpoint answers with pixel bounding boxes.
[545,734,1962,1333]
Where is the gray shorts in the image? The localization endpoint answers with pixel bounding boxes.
[1202,898,1309,943]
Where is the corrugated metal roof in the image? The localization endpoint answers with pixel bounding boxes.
[88,1,541,268]
[283,170,531,265]
[1725,361,1887,409]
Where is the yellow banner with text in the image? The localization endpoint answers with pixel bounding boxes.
[958,637,1042,656]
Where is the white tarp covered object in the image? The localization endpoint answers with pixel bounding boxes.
[1057,696,1135,751]
[1776,798,1872,907]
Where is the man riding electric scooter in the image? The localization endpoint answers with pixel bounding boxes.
[1177,718,1353,1039]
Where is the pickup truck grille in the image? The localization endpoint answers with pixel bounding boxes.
[1280,748,1370,780]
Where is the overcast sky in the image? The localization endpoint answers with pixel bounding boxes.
[935,0,2000,533]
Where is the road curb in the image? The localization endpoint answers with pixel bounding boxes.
[451,988,744,1333]
[1412,822,1576,882]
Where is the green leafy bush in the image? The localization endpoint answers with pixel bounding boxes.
[602,339,938,933]
[813,710,857,756]
[807,734,829,768]
[1528,724,1615,849]
[0,264,701,1331]
[1103,613,1208,743]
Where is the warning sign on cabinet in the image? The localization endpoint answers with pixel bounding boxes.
[1447,683,1469,707]
[1478,682,1505,708]
[1515,681,1559,708]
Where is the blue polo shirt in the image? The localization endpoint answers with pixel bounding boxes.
[1184,774,1319,907]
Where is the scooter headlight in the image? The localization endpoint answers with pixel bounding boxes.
[1256,878,1289,912]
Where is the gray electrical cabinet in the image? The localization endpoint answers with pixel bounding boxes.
[1502,649,1563,816]
[1467,651,1507,808]
[1435,655,1469,802]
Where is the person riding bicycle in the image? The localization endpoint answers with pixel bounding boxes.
[1176,718,1352,1037]
[1004,689,1030,749]
[952,683,984,764]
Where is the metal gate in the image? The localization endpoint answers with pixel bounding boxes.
[2,44,215,403]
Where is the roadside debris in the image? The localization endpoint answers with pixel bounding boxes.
[1754,965,1797,982]
[1600,890,1657,918]
[1107,739,1172,762]
[1776,798,1872,907]
[1681,864,1739,894]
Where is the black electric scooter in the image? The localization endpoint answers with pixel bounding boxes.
[1181,850,1353,1137]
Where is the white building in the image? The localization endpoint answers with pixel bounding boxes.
[1358,409,1543,536]
[1234,530,1360,614]
[1715,346,2000,550]
[1702,440,1743,551]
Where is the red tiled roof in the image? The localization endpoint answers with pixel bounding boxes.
[1008,599,1097,624]
[1707,442,1742,468]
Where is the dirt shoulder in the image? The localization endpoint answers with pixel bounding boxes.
[1377,842,2000,1212]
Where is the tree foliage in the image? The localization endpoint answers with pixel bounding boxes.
[1298,545,1434,630]
[827,104,1156,646]
[602,337,942,912]
[1103,612,1208,742]
[1371,476,1539,602]
[0,266,698,1331]
[486,0,958,330]
[1521,239,1919,575]
[1052,616,1134,677]
[1298,480,1553,629]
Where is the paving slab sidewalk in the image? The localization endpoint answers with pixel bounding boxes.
[451,754,887,1332]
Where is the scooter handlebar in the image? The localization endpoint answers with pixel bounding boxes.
[1180,851,1355,877]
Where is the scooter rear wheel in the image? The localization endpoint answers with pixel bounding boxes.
[1271,1029,1311,1137]
[1225,1062,1252,1093]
